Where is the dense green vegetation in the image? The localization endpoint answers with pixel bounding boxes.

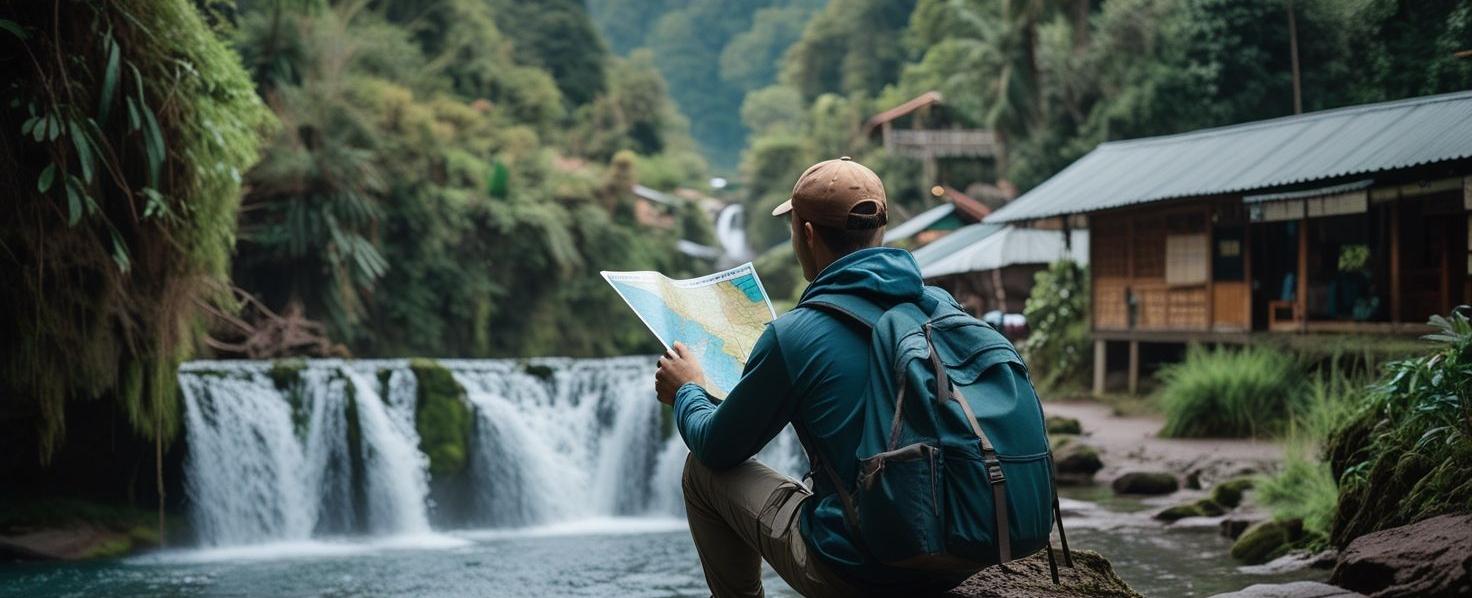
[1021,260,1090,392]
[0,0,270,461]
[1327,310,1472,547]
[1157,346,1307,438]
[733,0,1472,266]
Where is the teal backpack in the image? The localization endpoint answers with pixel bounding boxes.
[793,287,1072,582]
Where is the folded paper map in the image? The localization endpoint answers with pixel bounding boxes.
[601,263,776,396]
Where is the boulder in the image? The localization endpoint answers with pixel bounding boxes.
[1220,512,1267,540]
[1329,513,1472,597]
[1054,443,1104,485]
[1111,471,1179,496]
[1046,416,1083,435]
[1207,581,1365,598]
[1210,477,1255,509]
[0,524,150,560]
[1156,499,1226,522]
[945,549,1141,597]
[1231,518,1304,565]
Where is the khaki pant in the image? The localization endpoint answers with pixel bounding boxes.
[682,455,860,598]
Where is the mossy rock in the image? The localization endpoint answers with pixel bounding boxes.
[267,358,307,390]
[409,359,472,479]
[1050,434,1075,450]
[1054,443,1103,477]
[1210,477,1255,509]
[522,362,556,382]
[1046,415,1083,435]
[1231,518,1303,564]
[1111,471,1179,496]
[1155,499,1227,522]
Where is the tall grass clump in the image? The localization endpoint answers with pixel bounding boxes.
[1256,371,1366,547]
[1157,345,1306,438]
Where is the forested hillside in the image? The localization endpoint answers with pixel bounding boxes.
[0,0,709,471]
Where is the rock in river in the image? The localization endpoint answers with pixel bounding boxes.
[1111,471,1179,495]
[1045,415,1083,435]
[1329,512,1472,597]
[1208,580,1364,598]
[1054,442,1104,485]
[945,549,1141,597]
[1231,518,1304,565]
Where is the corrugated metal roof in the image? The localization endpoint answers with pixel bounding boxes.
[923,227,1088,278]
[986,91,1472,223]
[884,202,956,243]
[910,223,1004,269]
[1242,179,1373,204]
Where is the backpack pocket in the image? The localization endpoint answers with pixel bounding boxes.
[941,444,1054,565]
[854,442,945,564]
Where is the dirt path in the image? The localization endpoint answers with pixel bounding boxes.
[1043,400,1284,485]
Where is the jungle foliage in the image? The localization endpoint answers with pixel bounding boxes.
[0,0,271,461]
[1020,260,1090,392]
[1156,346,1307,438]
[735,0,1472,271]
[1328,309,1472,547]
[227,0,710,358]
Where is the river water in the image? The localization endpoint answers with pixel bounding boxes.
[0,358,1325,596]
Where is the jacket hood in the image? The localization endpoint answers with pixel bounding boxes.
[798,247,924,306]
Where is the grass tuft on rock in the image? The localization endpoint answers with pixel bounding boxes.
[1156,345,1305,438]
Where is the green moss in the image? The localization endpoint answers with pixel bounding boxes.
[522,362,556,382]
[409,358,472,478]
[268,358,307,390]
[1230,518,1303,564]
[80,535,135,560]
[1045,415,1083,435]
[1211,477,1255,509]
[1155,499,1226,522]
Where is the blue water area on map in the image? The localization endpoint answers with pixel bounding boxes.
[611,282,747,393]
[729,274,765,303]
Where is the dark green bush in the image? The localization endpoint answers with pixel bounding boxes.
[1157,345,1305,438]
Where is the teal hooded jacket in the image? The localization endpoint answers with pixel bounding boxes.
[673,247,965,591]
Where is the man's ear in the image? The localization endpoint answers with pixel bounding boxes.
[802,221,817,252]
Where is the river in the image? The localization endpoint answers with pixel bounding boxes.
[0,358,1326,596]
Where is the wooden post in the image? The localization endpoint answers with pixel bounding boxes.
[1287,0,1303,115]
[1127,340,1141,395]
[1093,339,1107,396]
[1206,205,1216,330]
[1244,216,1254,329]
[1391,202,1402,325]
[1297,216,1309,332]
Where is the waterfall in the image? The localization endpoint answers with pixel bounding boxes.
[714,203,753,267]
[178,357,805,547]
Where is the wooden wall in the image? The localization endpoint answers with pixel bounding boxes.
[1092,201,1248,333]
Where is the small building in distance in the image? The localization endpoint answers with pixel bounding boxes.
[985,91,1472,395]
[631,184,679,230]
[916,224,1087,326]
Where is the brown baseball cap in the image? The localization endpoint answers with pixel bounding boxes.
[771,156,888,230]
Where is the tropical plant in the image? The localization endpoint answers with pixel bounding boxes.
[1328,308,1472,546]
[1021,259,1091,392]
[0,0,270,460]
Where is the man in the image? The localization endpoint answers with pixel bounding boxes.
[656,157,966,597]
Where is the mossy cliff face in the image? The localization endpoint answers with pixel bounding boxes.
[409,359,472,479]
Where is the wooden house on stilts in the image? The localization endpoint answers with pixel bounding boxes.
[984,91,1472,395]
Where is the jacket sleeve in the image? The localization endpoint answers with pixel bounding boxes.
[672,326,795,470]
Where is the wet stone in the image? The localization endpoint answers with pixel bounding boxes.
[1111,471,1179,496]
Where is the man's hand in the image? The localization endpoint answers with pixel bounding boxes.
[655,342,707,406]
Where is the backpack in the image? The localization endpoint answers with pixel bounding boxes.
[792,287,1073,582]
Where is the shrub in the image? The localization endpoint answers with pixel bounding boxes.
[1328,309,1472,547]
[1157,345,1305,438]
[1021,260,1091,392]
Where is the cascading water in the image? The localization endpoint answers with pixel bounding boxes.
[177,357,805,548]
[714,203,753,267]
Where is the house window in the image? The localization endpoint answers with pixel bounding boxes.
[1166,233,1209,286]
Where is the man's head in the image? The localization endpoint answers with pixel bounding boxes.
[772,157,888,281]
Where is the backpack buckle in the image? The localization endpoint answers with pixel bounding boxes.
[985,459,1006,484]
